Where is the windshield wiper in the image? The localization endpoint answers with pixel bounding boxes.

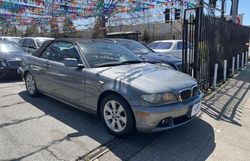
[120,60,146,64]
[94,62,121,67]
[94,60,148,68]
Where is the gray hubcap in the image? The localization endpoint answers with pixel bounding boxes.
[103,100,127,132]
[26,74,35,95]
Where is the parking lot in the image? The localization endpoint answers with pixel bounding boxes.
[0,65,250,161]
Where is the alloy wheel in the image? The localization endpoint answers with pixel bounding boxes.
[26,74,36,95]
[103,100,127,132]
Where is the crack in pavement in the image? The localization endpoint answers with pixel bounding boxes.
[5,132,83,161]
[0,101,27,109]
[0,93,20,98]
[0,114,47,128]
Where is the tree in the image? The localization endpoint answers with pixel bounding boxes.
[49,17,59,37]
[92,17,105,38]
[26,20,39,36]
[92,0,122,38]
[143,29,149,42]
[63,16,76,36]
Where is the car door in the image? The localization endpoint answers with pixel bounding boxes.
[42,41,85,107]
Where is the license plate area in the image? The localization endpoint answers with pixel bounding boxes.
[191,102,201,117]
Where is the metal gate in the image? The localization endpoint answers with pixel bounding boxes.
[182,7,210,90]
[182,6,250,90]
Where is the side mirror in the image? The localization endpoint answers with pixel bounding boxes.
[63,58,84,68]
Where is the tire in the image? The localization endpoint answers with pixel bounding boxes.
[100,94,135,137]
[25,72,39,97]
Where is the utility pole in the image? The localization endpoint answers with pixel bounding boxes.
[231,0,239,23]
[221,0,225,18]
[14,24,17,36]
[100,0,106,38]
[40,26,43,37]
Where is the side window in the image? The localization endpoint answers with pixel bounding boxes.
[22,39,29,47]
[177,41,183,50]
[40,42,81,63]
[28,39,36,49]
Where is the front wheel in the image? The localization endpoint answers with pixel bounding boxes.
[100,94,135,137]
[25,72,39,96]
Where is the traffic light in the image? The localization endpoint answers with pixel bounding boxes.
[175,9,181,20]
[164,9,171,23]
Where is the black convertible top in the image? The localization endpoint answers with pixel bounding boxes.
[32,40,52,57]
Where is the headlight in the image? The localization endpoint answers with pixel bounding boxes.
[141,92,178,105]
[0,59,7,67]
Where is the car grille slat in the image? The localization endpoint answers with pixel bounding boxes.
[7,60,22,68]
[192,86,199,97]
[179,85,199,101]
[179,89,192,101]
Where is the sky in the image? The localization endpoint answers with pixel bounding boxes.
[226,0,250,26]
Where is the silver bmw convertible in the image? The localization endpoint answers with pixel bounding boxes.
[19,39,202,136]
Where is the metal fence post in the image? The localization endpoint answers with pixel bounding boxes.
[242,53,244,68]
[193,7,202,79]
[237,54,239,70]
[232,57,235,76]
[223,60,227,81]
[213,63,218,89]
[246,52,249,65]
[245,52,247,65]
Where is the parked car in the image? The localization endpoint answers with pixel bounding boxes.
[108,38,183,71]
[19,37,54,54]
[0,40,25,79]
[19,39,202,136]
[139,41,148,46]
[0,36,21,43]
[148,40,187,59]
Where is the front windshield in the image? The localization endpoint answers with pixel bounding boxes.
[0,43,24,53]
[115,40,153,55]
[79,42,141,67]
[148,42,173,50]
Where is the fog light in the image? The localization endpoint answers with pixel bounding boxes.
[157,117,174,127]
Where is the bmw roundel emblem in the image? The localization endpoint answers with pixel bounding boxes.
[185,80,194,86]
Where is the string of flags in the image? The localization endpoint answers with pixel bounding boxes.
[0,0,198,27]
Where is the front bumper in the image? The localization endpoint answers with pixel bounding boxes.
[132,94,202,132]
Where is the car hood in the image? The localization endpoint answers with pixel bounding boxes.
[0,51,24,60]
[95,63,197,93]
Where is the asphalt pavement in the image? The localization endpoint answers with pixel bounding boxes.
[0,65,250,161]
